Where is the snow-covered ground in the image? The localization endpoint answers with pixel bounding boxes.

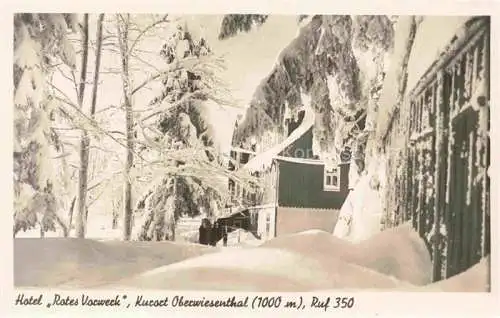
[14,223,489,291]
[15,213,123,241]
[14,238,216,288]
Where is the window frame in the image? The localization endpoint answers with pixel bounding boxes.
[324,165,341,191]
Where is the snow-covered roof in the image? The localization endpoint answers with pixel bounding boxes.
[219,209,250,220]
[273,155,324,165]
[230,147,257,155]
[243,93,315,173]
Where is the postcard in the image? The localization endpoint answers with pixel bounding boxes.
[4,2,499,317]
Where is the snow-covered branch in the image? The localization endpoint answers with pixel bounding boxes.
[128,14,169,54]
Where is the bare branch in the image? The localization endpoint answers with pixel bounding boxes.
[128,14,169,54]
[129,51,162,73]
[51,92,149,162]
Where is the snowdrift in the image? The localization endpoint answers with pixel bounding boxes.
[14,238,215,288]
[262,223,432,286]
[114,223,431,291]
[113,247,410,291]
[420,256,490,292]
[355,223,433,286]
[14,224,488,292]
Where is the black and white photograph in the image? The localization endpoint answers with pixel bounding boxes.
[10,10,493,301]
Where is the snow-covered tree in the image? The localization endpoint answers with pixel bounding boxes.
[220,15,394,165]
[218,15,269,40]
[134,23,255,241]
[13,13,80,237]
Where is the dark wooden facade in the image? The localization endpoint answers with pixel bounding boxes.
[384,17,490,281]
[275,159,349,209]
[279,126,316,159]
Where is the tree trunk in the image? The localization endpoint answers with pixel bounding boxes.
[117,14,134,241]
[90,14,105,116]
[75,13,90,238]
[53,212,69,238]
[112,201,119,229]
[67,195,76,230]
[75,13,105,238]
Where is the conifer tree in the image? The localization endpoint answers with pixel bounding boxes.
[13,13,80,237]
[135,23,241,241]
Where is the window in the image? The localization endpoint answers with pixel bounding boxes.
[324,166,340,191]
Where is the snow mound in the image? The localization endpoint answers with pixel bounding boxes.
[263,223,432,286]
[15,224,484,291]
[262,230,358,259]
[14,238,215,288]
[421,257,490,292]
[114,247,410,291]
[355,222,433,286]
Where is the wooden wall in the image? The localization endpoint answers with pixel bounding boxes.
[384,17,490,281]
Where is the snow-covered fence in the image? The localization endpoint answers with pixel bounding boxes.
[383,17,490,282]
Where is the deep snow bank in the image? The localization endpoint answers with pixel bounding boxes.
[15,223,485,291]
[355,223,432,286]
[114,223,430,291]
[264,222,432,286]
[114,247,410,291]
[14,238,215,288]
[421,256,490,292]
